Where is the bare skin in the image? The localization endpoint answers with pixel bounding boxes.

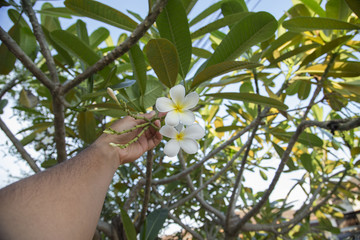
[0,111,163,240]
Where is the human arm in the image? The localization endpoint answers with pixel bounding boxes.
[0,111,162,240]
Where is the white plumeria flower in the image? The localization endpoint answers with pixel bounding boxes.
[41,136,52,145]
[48,126,55,135]
[159,123,205,157]
[156,85,199,126]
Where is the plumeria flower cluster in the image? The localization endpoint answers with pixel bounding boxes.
[156,85,205,157]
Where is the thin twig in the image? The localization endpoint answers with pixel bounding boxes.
[0,117,41,173]
[169,137,251,210]
[178,151,225,222]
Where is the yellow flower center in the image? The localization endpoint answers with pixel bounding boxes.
[174,103,184,113]
[175,132,185,141]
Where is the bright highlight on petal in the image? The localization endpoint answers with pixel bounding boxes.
[159,124,205,157]
[156,84,199,126]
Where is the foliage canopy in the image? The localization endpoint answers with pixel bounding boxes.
[1,0,360,239]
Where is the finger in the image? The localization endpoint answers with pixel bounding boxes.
[158,112,167,118]
[139,111,156,120]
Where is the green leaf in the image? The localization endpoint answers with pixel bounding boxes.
[0,24,20,75]
[191,61,261,88]
[206,12,278,67]
[182,0,198,14]
[42,27,74,66]
[83,79,136,100]
[300,153,314,172]
[326,0,351,21]
[283,17,360,32]
[64,0,138,32]
[8,9,30,28]
[140,208,168,240]
[126,79,163,110]
[50,30,117,81]
[302,61,360,77]
[205,92,288,110]
[144,38,179,88]
[19,27,38,60]
[41,159,57,168]
[299,0,326,17]
[189,1,222,27]
[191,12,252,39]
[192,47,212,59]
[269,43,319,67]
[41,3,61,31]
[221,0,248,16]
[156,0,191,78]
[338,80,360,95]
[77,111,97,144]
[301,35,353,67]
[120,208,137,240]
[0,99,8,114]
[37,7,75,18]
[76,19,89,45]
[297,80,311,100]
[129,44,147,96]
[259,170,268,180]
[272,141,297,170]
[89,27,110,48]
[261,32,301,60]
[273,131,323,147]
[216,125,243,132]
[345,0,360,18]
[20,132,37,146]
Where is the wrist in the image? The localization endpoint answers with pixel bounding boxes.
[92,134,122,170]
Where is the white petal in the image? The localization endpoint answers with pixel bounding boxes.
[179,139,199,154]
[165,111,180,126]
[164,140,180,157]
[170,85,185,104]
[183,124,205,139]
[183,92,199,110]
[178,110,195,125]
[156,97,175,112]
[159,125,178,138]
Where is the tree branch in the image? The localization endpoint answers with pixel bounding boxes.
[137,150,154,230]
[0,76,19,99]
[97,220,113,238]
[226,122,259,230]
[178,151,225,222]
[240,169,347,233]
[303,118,360,133]
[0,117,41,173]
[21,0,59,83]
[61,0,169,94]
[0,26,54,90]
[52,97,67,162]
[124,179,145,211]
[169,137,251,211]
[229,52,340,235]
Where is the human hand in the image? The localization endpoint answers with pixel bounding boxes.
[95,111,164,166]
